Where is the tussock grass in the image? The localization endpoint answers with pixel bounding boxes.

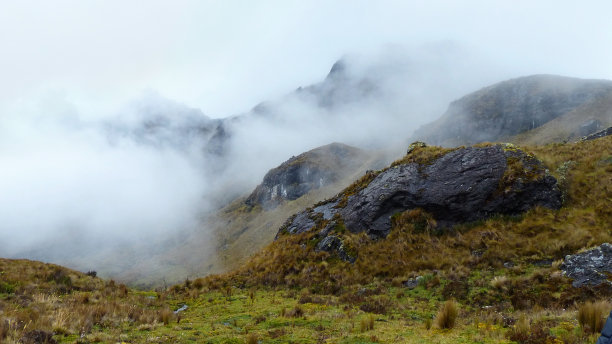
[360,315,375,332]
[435,300,459,329]
[158,308,173,325]
[578,300,610,334]
[245,332,258,344]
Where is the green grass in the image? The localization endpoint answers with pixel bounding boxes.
[3,259,599,343]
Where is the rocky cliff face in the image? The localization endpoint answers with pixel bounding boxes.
[245,143,371,209]
[278,143,562,260]
[413,75,612,146]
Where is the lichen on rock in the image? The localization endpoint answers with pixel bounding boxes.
[561,243,612,288]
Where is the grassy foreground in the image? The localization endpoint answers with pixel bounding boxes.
[0,263,604,343]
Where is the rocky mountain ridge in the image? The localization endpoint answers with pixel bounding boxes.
[413,75,612,146]
[245,143,374,209]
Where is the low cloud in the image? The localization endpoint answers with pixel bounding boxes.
[0,44,560,281]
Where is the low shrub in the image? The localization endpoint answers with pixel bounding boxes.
[359,296,392,314]
[0,282,15,294]
[284,306,304,318]
[507,320,555,344]
[507,315,530,340]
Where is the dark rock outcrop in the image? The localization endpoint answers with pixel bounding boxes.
[280,144,562,242]
[561,243,612,287]
[413,75,612,146]
[582,126,612,141]
[246,143,369,209]
[340,145,562,237]
[315,235,355,263]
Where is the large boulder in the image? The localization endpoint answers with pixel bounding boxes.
[561,243,612,287]
[279,144,562,242]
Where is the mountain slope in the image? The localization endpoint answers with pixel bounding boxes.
[112,143,390,287]
[413,75,612,146]
[207,135,611,293]
[1,136,610,344]
[199,143,390,276]
[510,91,612,145]
[245,143,372,209]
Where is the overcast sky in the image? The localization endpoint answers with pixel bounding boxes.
[1,0,611,117]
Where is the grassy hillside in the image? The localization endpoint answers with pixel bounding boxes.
[1,136,610,343]
[112,147,392,288]
[208,137,611,290]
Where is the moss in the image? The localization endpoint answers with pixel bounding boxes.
[497,145,548,194]
[333,221,347,234]
[390,145,458,168]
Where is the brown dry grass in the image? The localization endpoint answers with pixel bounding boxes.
[245,332,258,344]
[435,300,459,329]
[360,315,375,332]
[578,300,611,334]
[0,259,168,342]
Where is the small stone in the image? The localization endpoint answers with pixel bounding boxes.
[471,250,485,258]
[403,276,423,289]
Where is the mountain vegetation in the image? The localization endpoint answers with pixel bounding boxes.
[1,73,611,343]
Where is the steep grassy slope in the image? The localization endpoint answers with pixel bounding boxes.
[202,147,390,276]
[205,136,611,290]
